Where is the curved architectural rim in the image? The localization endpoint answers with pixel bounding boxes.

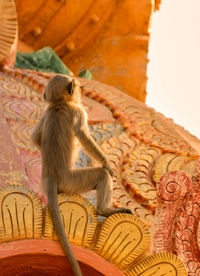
[0,240,125,276]
[0,0,18,66]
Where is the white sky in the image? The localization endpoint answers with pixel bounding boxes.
[147,0,200,138]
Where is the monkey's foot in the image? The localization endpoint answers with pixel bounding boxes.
[97,207,133,217]
[116,208,133,214]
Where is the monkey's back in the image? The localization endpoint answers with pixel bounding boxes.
[41,104,76,182]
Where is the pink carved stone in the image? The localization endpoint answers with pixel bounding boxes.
[0,107,26,186]
[192,158,200,192]
[151,171,192,253]
[173,193,200,275]
[152,163,200,275]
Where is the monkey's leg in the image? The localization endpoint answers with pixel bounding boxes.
[59,167,105,194]
[95,169,132,217]
[59,167,132,217]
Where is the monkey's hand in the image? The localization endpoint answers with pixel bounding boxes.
[103,162,114,177]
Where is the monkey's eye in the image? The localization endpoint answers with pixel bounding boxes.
[67,82,73,95]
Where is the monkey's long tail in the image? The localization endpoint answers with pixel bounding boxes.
[47,178,83,276]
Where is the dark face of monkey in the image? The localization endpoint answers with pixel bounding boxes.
[44,75,80,103]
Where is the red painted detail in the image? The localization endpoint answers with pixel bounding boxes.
[0,240,125,276]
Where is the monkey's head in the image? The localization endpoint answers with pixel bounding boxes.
[44,75,81,103]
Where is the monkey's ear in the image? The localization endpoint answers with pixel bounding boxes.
[43,92,46,101]
[67,79,75,95]
[67,81,73,95]
[67,82,73,95]
[71,79,76,94]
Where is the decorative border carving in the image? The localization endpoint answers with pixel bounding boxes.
[127,252,187,276]
[94,213,150,270]
[0,184,42,242]
[44,193,97,248]
[0,179,187,275]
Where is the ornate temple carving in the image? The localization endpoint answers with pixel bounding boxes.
[44,193,97,248]
[0,0,17,66]
[0,184,187,275]
[2,0,200,275]
[0,185,42,242]
[0,66,196,275]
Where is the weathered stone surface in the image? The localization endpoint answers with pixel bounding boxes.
[151,171,192,253]
[0,185,42,242]
[0,68,200,275]
[0,0,17,66]
[0,100,26,187]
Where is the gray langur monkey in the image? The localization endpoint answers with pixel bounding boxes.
[31,75,132,276]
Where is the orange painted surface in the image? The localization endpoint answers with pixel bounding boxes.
[17,40,34,53]
[14,0,156,102]
[0,240,125,276]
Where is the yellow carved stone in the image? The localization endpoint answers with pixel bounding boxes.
[122,144,161,210]
[152,153,197,183]
[0,185,42,242]
[100,134,153,224]
[44,193,97,248]
[153,154,179,183]
[0,185,188,276]
[94,213,150,270]
[126,252,187,276]
[182,159,197,178]
[0,0,17,64]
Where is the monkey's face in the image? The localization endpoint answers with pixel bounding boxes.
[44,75,81,103]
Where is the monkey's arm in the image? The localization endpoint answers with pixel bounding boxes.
[73,109,113,176]
[31,117,44,149]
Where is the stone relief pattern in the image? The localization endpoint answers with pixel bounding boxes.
[100,133,154,224]
[0,185,42,242]
[151,167,200,276]
[127,252,187,276]
[152,153,197,182]
[0,184,187,275]
[78,77,198,158]
[0,75,123,201]
[173,161,200,276]
[173,193,200,275]
[44,193,98,248]
[0,68,156,225]
[122,145,161,212]
[0,0,17,63]
[2,67,200,274]
[191,157,200,192]
[0,106,26,187]
[151,171,192,254]
[3,67,199,159]
[94,213,150,270]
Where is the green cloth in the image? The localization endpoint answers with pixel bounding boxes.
[15,47,73,75]
[78,69,93,80]
[15,46,94,79]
